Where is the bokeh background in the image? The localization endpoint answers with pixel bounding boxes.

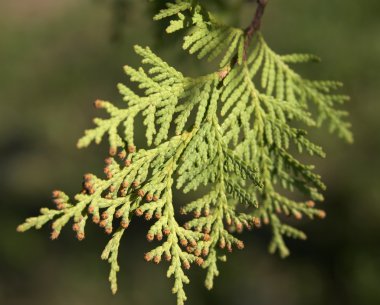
[1,1,379,305]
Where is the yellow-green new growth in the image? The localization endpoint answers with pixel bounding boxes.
[18,1,352,305]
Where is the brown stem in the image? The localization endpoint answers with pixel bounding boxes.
[243,0,268,60]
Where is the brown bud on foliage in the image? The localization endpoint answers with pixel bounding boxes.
[203,233,210,242]
[163,228,170,236]
[146,193,153,202]
[128,145,136,153]
[156,233,163,241]
[306,200,316,208]
[153,256,161,264]
[104,157,113,165]
[109,147,117,156]
[165,253,172,261]
[202,248,209,257]
[115,209,123,218]
[102,212,109,220]
[137,189,145,197]
[182,260,190,270]
[180,239,188,247]
[121,220,129,228]
[317,210,326,219]
[84,173,94,181]
[203,227,211,234]
[132,181,139,188]
[144,253,152,262]
[135,208,143,216]
[155,212,161,219]
[145,213,152,221]
[92,215,100,224]
[94,99,104,108]
[195,257,204,266]
[263,217,270,225]
[152,195,159,202]
[194,248,201,257]
[99,220,107,228]
[50,230,60,240]
[124,159,132,166]
[72,223,80,232]
[52,190,62,198]
[194,210,201,218]
[219,239,226,249]
[236,222,243,232]
[254,217,261,228]
[190,240,197,247]
[146,233,154,241]
[226,244,232,253]
[293,210,303,220]
[236,241,244,250]
[105,226,113,235]
[122,181,129,188]
[118,150,127,160]
[76,232,85,241]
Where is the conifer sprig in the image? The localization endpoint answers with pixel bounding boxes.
[18,1,352,304]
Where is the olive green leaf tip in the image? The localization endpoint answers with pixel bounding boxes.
[17,1,352,305]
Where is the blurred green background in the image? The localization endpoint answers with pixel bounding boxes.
[1,1,379,304]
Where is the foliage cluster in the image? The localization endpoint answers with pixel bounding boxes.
[18,1,352,304]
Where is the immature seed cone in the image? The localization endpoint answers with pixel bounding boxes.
[50,230,60,240]
[254,217,261,228]
[293,210,303,220]
[109,147,117,156]
[72,223,80,232]
[121,220,129,228]
[94,99,104,108]
[153,256,161,264]
[52,190,62,198]
[76,232,85,241]
[182,260,190,269]
[92,215,100,224]
[105,226,113,235]
[236,241,244,250]
[135,208,143,216]
[317,210,326,219]
[128,145,136,153]
[144,253,152,262]
[118,150,127,160]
